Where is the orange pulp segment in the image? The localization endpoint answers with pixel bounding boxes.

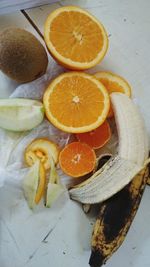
[59,142,96,177]
[76,120,111,149]
[94,71,132,117]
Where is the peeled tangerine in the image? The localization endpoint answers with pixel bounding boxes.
[0,98,44,131]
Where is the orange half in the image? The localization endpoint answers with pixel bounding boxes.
[43,72,110,133]
[44,6,108,70]
[94,71,132,117]
[59,142,96,177]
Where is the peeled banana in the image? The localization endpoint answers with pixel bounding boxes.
[89,166,149,267]
[69,93,149,204]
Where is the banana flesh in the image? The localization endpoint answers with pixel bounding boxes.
[69,93,149,204]
[112,93,148,166]
[69,157,142,204]
[89,166,149,267]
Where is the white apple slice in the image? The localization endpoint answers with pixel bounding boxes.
[0,98,44,131]
[46,157,65,208]
[23,160,40,209]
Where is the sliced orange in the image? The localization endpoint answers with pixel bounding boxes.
[44,6,108,70]
[94,71,132,117]
[76,120,111,149]
[59,142,96,177]
[43,72,110,133]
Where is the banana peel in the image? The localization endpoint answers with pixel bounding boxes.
[146,154,150,185]
[147,176,150,185]
[89,165,149,267]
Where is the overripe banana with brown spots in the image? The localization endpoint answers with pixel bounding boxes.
[89,166,149,267]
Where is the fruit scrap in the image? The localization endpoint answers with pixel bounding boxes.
[0,98,44,131]
[44,6,108,70]
[25,138,59,170]
[46,157,65,208]
[23,160,46,209]
[94,71,132,117]
[76,121,111,149]
[43,72,110,133]
[59,142,96,178]
[35,163,46,204]
[69,93,149,204]
[89,166,149,267]
[23,138,64,209]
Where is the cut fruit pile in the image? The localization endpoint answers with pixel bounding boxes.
[0,5,148,210]
[23,138,64,209]
[69,93,149,203]
[0,6,149,267]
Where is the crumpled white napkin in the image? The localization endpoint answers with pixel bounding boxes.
[0,60,70,187]
[0,59,79,264]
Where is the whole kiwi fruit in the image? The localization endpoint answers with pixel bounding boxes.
[0,28,48,83]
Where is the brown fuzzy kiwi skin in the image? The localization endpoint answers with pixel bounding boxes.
[0,28,48,83]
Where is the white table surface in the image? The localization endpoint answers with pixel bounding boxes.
[0,1,150,267]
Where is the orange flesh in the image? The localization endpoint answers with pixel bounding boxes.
[49,76,105,128]
[99,78,126,94]
[76,120,111,149]
[50,11,104,62]
[59,142,96,177]
[98,78,126,117]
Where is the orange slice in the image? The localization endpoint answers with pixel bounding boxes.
[76,120,111,149]
[59,142,96,177]
[43,72,110,133]
[94,71,132,117]
[44,6,108,70]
